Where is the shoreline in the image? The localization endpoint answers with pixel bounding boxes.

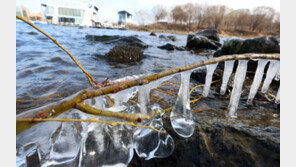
[127,26,279,39]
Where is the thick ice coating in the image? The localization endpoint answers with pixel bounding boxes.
[203,63,218,97]
[261,60,280,93]
[170,71,195,138]
[228,60,248,118]
[247,59,269,104]
[220,60,235,95]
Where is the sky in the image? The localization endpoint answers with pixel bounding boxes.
[16,0,280,22]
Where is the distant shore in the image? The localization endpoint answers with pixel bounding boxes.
[127,23,279,38]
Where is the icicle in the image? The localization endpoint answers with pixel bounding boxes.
[274,65,280,81]
[220,60,235,95]
[275,86,280,104]
[170,71,195,138]
[247,59,269,104]
[203,63,218,97]
[108,87,138,112]
[137,75,175,116]
[228,60,248,118]
[261,60,280,93]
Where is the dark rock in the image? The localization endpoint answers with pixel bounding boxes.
[214,36,280,72]
[150,32,157,36]
[196,29,220,42]
[158,43,185,51]
[159,35,177,41]
[167,35,177,41]
[186,35,220,51]
[86,35,148,49]
[214,36,280,57]
[186,29,221,52]
[105,45,144,63]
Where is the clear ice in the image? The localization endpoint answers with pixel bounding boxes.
[133,105,174,160]
[261,60,280,93]
[203,63,218,97]
[228,60,248,118]
[170,71,195,138]
[220,60,235,95]
[247,59,269,104]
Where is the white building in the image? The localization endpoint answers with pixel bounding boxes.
[118,10,132,25]
[40,0,99,27]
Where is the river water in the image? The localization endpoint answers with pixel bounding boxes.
[16,22,214,113]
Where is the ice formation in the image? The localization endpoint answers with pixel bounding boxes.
[170,71,195,138]
[261,60,280,93]
[227,60,248,118]
[133,105,174,160]
[203,63,218,97]
[247,60,269,104]
[16,57,281,166]
[220,60,235,95]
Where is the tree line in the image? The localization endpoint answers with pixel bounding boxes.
[134,3,280,33]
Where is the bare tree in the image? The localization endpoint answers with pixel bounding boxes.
[151,5,168,22]
[249,6,275,31]
[171,5,187,24]
[134,10,153,25]
[183,3,195,25]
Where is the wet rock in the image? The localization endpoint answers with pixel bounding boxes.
[129,101,280,167]
[214,36,279,58]
[186,29,221,52]
[105,45,144,63]
[214,36,280,72]
[150,32,157,36]
[196,29,220,42]
[159,35,177,41]
[167,35,177,41]
[86,35,148,49]
[157,43,185,51]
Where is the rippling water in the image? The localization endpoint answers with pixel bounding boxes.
[16,22,216,113]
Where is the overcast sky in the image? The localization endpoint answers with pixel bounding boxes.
[16,0,280,22]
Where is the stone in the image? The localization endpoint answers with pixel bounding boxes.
[150,32,157,36]
[186,29,221,52]
[86,35,148,49]
[157,43,185,51]
[106,45,144,63]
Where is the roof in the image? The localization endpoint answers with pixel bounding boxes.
[118,10,132,16]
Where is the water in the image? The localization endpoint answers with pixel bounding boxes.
[16,22,209,113]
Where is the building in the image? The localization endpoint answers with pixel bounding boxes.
[16,6,30,20]
[40,0,99,27]
[118,10,132,25]
[28,13,44,22]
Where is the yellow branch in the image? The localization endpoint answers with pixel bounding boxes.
[16,118,166,133]
[75,102,150,122]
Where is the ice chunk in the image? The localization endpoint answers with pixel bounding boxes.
[247,59,269,104]
[261,60,280,93]
[228,60,248,118]
[220,60,235,95]
[170,71,195,138]
[80,123,134,166]
[49,122,82,164]
[203,63,218,97]
[275,86,280,104]
[133,105,174,160]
